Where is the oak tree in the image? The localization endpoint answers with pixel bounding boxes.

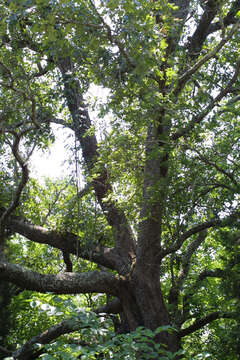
[0,0,240,358]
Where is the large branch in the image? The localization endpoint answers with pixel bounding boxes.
[136,119,170,271]
[0,260,120,295]
[1,211,121,270]
[179,311,237,338]
[187,0,240,58]
[57,57,136,260]
[2,16,136,260]
[187,0,218,58]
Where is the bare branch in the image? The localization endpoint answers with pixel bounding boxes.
[0,260,120,295]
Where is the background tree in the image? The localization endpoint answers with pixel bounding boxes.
[0,0,240,358]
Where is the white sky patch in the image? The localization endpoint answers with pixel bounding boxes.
[30,124,74,180]
[29,85,110,180]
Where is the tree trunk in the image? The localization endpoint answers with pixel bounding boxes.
[118,272,182,358]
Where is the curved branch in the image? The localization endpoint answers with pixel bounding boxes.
[179,311,237,338]
[57,57,136,258]
[2,212,122,270]
[12,315,92,360]
[161,211,240,258]
[0,132,29,252]
[0,261,120,295]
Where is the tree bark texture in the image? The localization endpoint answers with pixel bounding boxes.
[1,0,240,358]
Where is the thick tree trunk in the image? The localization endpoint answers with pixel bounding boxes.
[118,273,181,357]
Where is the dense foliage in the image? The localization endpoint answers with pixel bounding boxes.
[0,0,240,359]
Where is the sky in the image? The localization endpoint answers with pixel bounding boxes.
[29,85,110,181]
[30,124,74,180]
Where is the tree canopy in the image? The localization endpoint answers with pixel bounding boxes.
[0,0,240,359]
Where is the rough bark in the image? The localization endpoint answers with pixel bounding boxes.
[58,57,136,261]
[0,208,126,271]
[1,0,240,357]
[0,261,120,296]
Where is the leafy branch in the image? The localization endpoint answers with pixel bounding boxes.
[88,0,136,69]
[190,148,239,187]
[175,21,240,96]
[0,132,29,249]
[161,211,240,258]
[179,311,237,338]
[11,315,93,360]
[172,56,240,140]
